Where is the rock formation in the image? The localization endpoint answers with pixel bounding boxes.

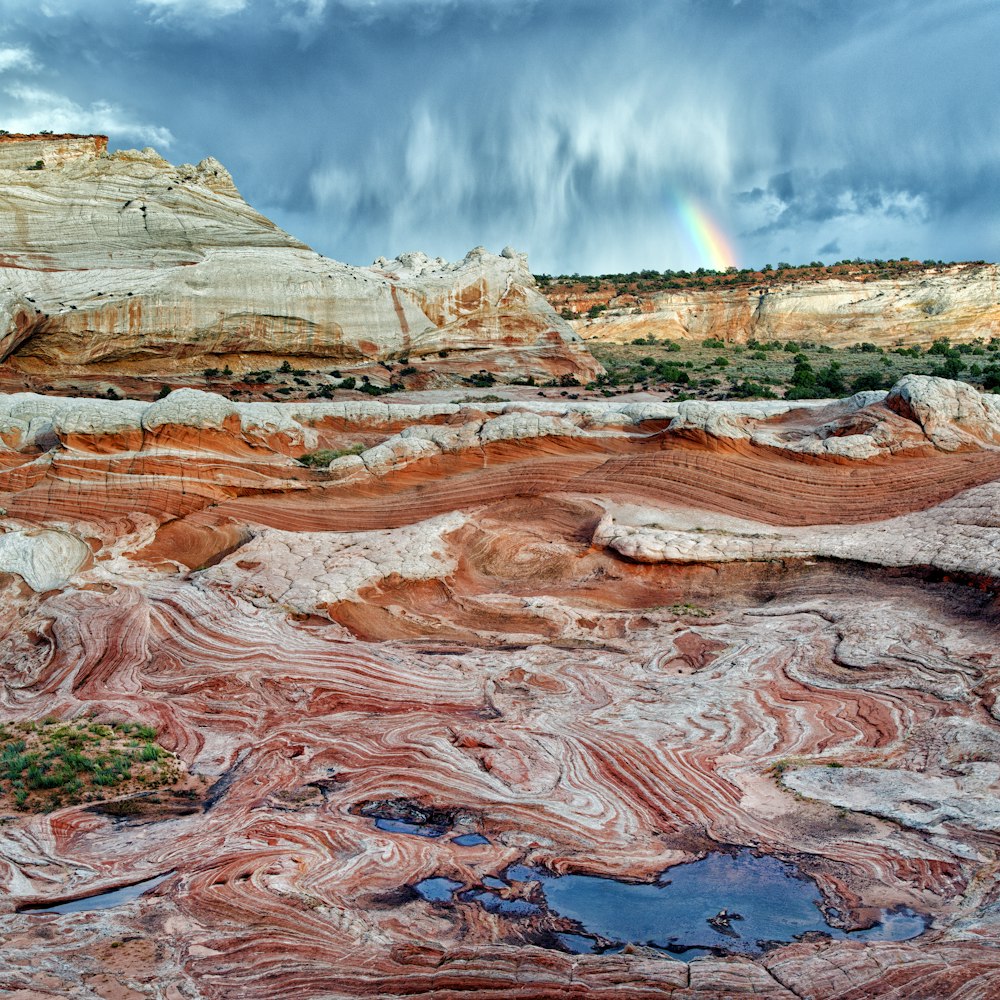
[1,375,999,997]
[551,264,1000,346]
[0,134,599,380]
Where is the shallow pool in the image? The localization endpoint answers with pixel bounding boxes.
[22,871,174,915]
[505,850,926,956]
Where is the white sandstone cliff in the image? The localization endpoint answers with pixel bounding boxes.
[564,267,1000,347]
[0,134,598,378]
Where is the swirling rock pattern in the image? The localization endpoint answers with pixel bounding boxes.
[1,377,999,998]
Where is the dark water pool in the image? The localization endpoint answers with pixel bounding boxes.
[22,872,173,915]
[414,877,463,902]
[460,889,541,916]
[506,850,926,956]
[413,850,927,958]
[452,833,491,847]
[374,817,447,837]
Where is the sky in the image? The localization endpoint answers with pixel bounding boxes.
[0,0,997,274]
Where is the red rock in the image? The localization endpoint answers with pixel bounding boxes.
[0,382,998,997]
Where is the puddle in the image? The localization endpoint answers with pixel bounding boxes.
[452,833,490,847]
[361,798,455,838]
[374,818,447,838]
[415,877,463,902]
[21,872,173,915]
[461,889,541,916]
[555,932,599,954]
[506,850,927,956]
[849,906,927,941]
[413,851,927,958]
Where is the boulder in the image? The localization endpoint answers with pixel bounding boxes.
[886,374,1000,450]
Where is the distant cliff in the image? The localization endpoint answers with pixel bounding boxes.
[0,135,599,380]
[544,263,1000,347]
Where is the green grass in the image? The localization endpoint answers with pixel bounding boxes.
[664,602,713,618]
[297,443,365,468]
[0,718,180,814]
[586,336,1000,401]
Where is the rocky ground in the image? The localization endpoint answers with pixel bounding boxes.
[0,374,998,998]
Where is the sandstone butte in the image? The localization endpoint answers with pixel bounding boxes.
[0,362,999,998]
[0,133,600,382]
[548,263,1000,347]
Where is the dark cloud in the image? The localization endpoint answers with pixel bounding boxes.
[0,0,996,271]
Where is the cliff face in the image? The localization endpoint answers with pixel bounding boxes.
[0,136,598,379]
[0,132,108,169]
[551,265,1000,347]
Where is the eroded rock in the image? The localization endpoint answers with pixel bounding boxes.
[0,135,598,380]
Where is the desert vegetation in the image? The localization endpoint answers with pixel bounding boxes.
[538,257,988,301]
[0,718,181,814]
[297,444,365,467]
[586,336,1000,400]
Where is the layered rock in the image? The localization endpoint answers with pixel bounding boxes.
[1,378,1000,998]
[554,264,1000,346]
[593,479,1000,577]
[0,134,598,379]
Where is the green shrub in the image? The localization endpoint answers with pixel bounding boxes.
[0,718,179,811]
[729,380,777,399]
[815,364,846,396]
[297,444,365,468]
[785,386,816,400]
[980,365,1000,390]
[790,359,816,390]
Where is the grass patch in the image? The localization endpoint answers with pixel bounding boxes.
[586,336,997,401]
[297,444,365,468]
[451,394,511,404]
[664,602,713,618]
[0,718,181,815]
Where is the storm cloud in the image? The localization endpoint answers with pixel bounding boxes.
[0,0,996,272]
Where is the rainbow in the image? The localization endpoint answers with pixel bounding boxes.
[675,196,738,271]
